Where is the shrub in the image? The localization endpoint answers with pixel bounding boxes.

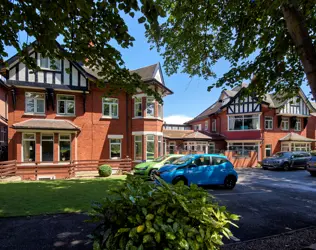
[98,165,112,177]
[89,175,239,249]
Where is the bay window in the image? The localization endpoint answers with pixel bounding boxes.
[146,98,155,117]
[25,92,45,114]
[228,142,259,157]
[22,133,36,162]
[59,134,71,161]
[228,114,260,131]
[134,135,142,160]
[134,97,142,117]
[146,135,155,160]
[57,95,75,115]
[102,98,119,118]
[110,139,121,159]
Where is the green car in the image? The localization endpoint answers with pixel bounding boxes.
[134,154,184,180]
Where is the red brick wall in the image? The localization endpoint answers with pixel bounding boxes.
[225,151,258,168]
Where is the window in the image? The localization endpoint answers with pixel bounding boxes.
[39,56,61,70]
[194,124,201,131]
[41,134,54,161]
[146,98,155,117]
[291,143,310,152]
[25,92,45,114]
[134,97,142,117]
[265,144,272,157]
[208,143,215,154]
[110,139,121,159]
[294,119,301,131]
[228,114,260,131]
[102,98,118,118]
[228,142,259,157]
[169,142,175,154]
[212,157,227,165]
[22,133,36,162]
[59,134,71,161]
[281,143,290,152]
[158,136,163,156]
[146,135,155,160]
[212,119,216,132]
[57,95,75,115]
[205,121,209,131]
[158,103,163,119]
[0,127,6,142]
[134,135,142,161]
[265,117,273,130]
[281,118,289,130]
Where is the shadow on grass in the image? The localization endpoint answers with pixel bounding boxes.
[0,177,126,217]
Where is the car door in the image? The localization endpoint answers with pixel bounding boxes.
[291,153,301,167]
[206,157,226,184]
[186,156,210,185]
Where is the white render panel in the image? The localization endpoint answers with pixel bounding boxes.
[38,71,44,83]
[9,68,16,80]
[63,60,70,85]
[18,63,26,81]
[46,72,53,84]
[55,73,61,85]
[154,69,162,83]
[279,96,309,116]
[28,70,35,82]
[80,74,86,87]
[72,66,78,86]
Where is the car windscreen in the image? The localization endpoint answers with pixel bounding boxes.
[153,155,169,162]
[172,155,194,165]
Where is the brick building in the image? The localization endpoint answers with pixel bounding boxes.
[2,46,172,166]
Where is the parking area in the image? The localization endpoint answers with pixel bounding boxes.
[211,168,316,243]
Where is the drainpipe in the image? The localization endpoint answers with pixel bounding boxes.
[126,92,129,159]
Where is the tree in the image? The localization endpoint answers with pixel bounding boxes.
[0,0,165,99]
[147,0,316,100]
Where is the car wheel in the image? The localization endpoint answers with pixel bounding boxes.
[172,176,188,185]
[224,176,236,189]
[149,169,158,181]
[283,162,290,171]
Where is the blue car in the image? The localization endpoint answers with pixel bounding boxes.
[157,154,238,189]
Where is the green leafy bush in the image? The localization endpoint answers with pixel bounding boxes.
[89,175,239,249]
[98,165,112,177]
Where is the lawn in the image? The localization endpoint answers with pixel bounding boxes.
[0,176,126,217]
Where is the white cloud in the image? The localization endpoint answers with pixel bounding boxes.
[164,115,193,124]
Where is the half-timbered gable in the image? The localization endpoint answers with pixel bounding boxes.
[226,94,261,114]
[277,95,310,117]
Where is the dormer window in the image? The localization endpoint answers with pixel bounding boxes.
[39,55,61,70]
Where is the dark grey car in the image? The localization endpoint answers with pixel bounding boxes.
[262,151,311,171]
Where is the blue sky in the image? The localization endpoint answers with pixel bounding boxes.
[4,13,312,124]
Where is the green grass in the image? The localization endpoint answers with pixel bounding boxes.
[0,176,126,217]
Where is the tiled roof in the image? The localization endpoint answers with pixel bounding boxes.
[163,130,225,141]
[12,119,80,131]
[279,132,316,142]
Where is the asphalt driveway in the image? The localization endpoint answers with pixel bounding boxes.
[1,169,316,249]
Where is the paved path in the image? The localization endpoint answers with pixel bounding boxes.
[1,168,316,249]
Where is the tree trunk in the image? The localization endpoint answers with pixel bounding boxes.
[282,3,316,100]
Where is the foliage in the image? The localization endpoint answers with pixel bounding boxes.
[98,165,112,177]
[1,0,165,101]
[89,175,239,249]
[147,0,316,100]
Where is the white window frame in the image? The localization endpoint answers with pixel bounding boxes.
[134,135,142,161]
[281,117,289,131]
[211,119,216,132]
[205,120,209,131]
[22,133,36,162]
[146,97,155,117]
[134,97,142,117]
[294,118,301,131]
[264,116,273,130]
[41,134,54,162]
[110,138,121,159]
[228,114,260,131]
[25,92,45,115]
[39,55,61,71]
[281,142,290,152]
[158,103,163,119]
[146,134,155,161]
[265,144,272,157]
[59,134,71,162]
[57,94,75,116]
[102,98,119,118]
[158,136,163,156]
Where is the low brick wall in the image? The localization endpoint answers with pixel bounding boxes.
[225,151,258,168]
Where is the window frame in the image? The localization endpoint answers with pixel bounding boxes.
[211,119,216,132]
[134,97,142,117]
[281,117,289,131]
[41,134,54,162]
[134,135,142,161]
[265,144,272,157]
[25,92,45,115]
[110,138,122,159]
[58,134,71,162]
[102,97,119,118]
[57,94,76,116]
[264,116,273,130]
[294,118,301,131]
[228,114,260,131]
[158,136,163,157]
[146,97,155,117]
[39,55,61,71]
[22,133,36,162]
[158,102,163,119]
[146,134,155,161]
[205,120,209,131]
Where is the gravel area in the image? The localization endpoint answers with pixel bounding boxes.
[222,227,316,250]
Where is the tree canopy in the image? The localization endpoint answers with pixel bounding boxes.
[0,0,165,99]
[147,0,316,100]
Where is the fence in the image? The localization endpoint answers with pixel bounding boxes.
[0,158,132,180]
